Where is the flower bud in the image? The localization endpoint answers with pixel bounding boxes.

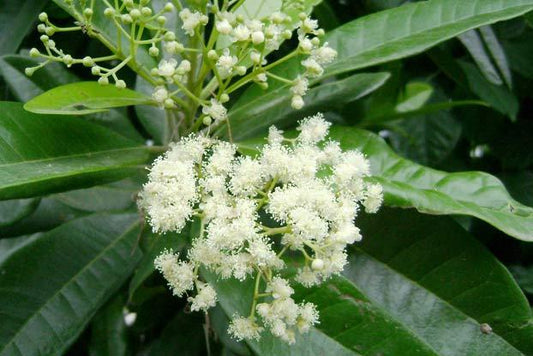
[37,24,46,33]
[291,95,304,110]
[104,8,115,17]
[38,12,48,22]
[98,77,109,85]
[220,93,229,103]
[251,31,265,45]
[250,51,261,65]
[91,66,101,75]
[25,67,36,77]
[157,16,167,25]
[164,98,175,108]
[140,0,150,5]
[164,31,176,41]
[45,27,56,36]
[129,9,141,19]
[202,116,212,126]
[63,54,73,66]
[29,48,40,57]
[141,7,152,16]
[115,79,126,89]
[83,8,93,17]
[311,259,324,271]
[82,56,94,67]
[149,46,160,57]
[164,2,174,12]
[207,50,218,60]
[40,35,49,43]
[235,66,247,76]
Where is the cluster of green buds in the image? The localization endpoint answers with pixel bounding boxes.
[26,0,337,135]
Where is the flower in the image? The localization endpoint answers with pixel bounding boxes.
[142,114,382,343]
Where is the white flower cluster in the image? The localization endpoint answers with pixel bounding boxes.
[140,114,383,344]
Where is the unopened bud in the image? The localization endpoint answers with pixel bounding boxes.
[115,79,126,89]
[38,12,48,22]
[29,48,40,57]
[98,76,109,85]
[82,56,94,67]
[129,9,141,19]
[311,259,324,271]
[83,8,93,17]
[220,93,229,103]
[104,8,115,17]
[164,2,174,12]
[149,46,160,57]
[202,116,212,126]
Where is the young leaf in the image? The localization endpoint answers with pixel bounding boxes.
[24,82,153,115]
[0,213,142,356]
[0,102,150,200]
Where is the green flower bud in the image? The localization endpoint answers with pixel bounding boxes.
[91,66,101,75]
[220,93,229,103]
[45,26,56,36]
[141,7,152,16]
[37,24,46,33]
[104,8,115,17]
[164,2,174,12]
[149,46,160,57]
[82,56,94,67]
[38,12,48,22]
[25,67,36,77]
[130,9,141,19]
[157,16,167,25]
[164,98,175,108]
[83,8,93,17]
[115,79,126,89]
[29,48,40,57]
[202,116,212,126]
[98,76,109,85]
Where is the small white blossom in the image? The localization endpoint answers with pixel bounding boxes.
[228,317,263,341]
[188,283,217,311]
[179,8,208,36]
[216,49,238,78]
[202,99,227,123]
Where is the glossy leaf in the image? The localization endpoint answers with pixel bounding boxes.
[459,60,519,120]
[205,209,530,354]
[222,72,390,140]
[395,81,434,113]
[0,55,144,141]
[323,0,533,79]
[0,0,48,55]
[0,213,142,356]
[458,29,504,85]
[0,102,150,200]
[329,126,533,241]
[510,265,533,295]
[0,199,40,227]
[479,25,513,88]
[24,82,152,115]
[148,313,206,356]
[89,294,129,356]
[0,233,42,265]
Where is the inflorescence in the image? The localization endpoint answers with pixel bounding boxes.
[139,114,383,343]
[27,0,336,135]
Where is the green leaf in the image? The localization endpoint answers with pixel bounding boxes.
[24,82,153,115]
[459,60,519,120]
[0,233,42,265]
[54,185,135,213]
[0,213,142,356]
[89,294,129,356]
[0,55,78,102]
[222,72,390,140]
[328,126,533,241]
[395,81,434,113]
[387,108,462,166]
[479,25,513,88]
[0,55,144,142]
[510,265,533,295]
[0,102,150,200]
[203,271,358,356]
[0,0,48,55]
[323,0,533,79]
[458,29,504,85]
[205,210,531,354]
[147,313,206,356]
[235,0,282,19]
[500,171,533,207]
[347,209,531,354]
[0,199,40,227]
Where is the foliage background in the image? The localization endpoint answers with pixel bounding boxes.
[1,0,533,355]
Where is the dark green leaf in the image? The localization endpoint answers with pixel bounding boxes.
[0,56,144,142]
[0,199,40,227]
[0,0,48,55]
[134,76,169,145]
[0,213,142,356]
[510,265,533,295]
[458,29,504,86]
[479,25,513,88]
[324,0,533,79]
[327,126,533,241]
[148,313,206,356]
[0,102,150,200]
[459,60,519,120]
[223,72,390,140]
[24,82,152,115]
[0,233,43,265]
[89,294,129,356]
